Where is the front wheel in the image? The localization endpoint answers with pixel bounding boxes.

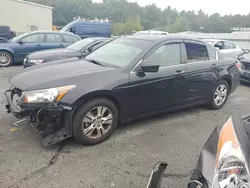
[0,51,13,67]
[208,80,229,110]
[73,98,119,145]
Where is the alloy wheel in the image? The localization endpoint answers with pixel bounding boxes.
[82,106,113,139]
[214,84,228,106]
[0,52,11,66]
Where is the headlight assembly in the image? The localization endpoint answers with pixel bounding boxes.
[213,117,250,188]
[29,59,44,64]
[21,85,76,103]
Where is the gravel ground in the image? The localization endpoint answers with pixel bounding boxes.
[0,66,249,188]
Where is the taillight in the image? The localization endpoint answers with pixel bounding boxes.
[236,60,243,70]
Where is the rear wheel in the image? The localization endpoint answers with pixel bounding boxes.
[208,80,229,110]
[73,98,119,145]
[0,51,13,67]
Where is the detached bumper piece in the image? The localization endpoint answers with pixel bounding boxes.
[5,88,74,147]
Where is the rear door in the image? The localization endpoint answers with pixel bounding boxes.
[45,33,66,49]
[183,40,219,105]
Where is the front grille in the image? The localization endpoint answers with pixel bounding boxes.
[242,62,250,70]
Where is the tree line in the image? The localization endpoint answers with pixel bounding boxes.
[28,0,250,35]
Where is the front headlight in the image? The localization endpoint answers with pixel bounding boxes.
[21,85,76,103]
[29,59,44,64]
[213,117,250,188]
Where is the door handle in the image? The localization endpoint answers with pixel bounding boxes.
[174,70,186,75]
[212,63,219,67]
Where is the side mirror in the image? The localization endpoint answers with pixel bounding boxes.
[147,162,168,188]
[140,64,159,73]
[18,40,26,44]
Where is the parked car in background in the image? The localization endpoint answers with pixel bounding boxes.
[61,20,111,38]
[237,50,250,83]
[23,37,111,68]
[133,30,169,35]
[202,39,243,58]
[0,25,16,41]
[0,37,8,43]
[5,35,240,146]
[0,31,81,67]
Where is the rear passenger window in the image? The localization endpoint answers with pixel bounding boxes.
[63,35,79,43]
[207,46,217,60]
[223,41,236,49]
[46,34,64,43]
[185,43,209,62]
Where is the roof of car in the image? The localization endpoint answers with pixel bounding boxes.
[122,35,206,43]
[89,37,111,41]
[29,30,77,35]
[202,38,233,43]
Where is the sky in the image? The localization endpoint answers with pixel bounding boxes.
[93,0,250,16]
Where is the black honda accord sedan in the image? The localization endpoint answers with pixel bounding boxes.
[5,35,241,146]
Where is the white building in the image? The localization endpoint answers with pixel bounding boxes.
[0,0,53,35]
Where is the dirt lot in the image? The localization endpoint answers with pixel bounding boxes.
[0,66,250,188]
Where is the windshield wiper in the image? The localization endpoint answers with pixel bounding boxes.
[85,59,105,67]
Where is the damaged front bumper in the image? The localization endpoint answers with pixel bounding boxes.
[5,88,75,147]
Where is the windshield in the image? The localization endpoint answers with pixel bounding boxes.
[9,33,28,42]
[67,38,94,51]
[85,38,152,67]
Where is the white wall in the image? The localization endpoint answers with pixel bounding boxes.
[0,0,53,34]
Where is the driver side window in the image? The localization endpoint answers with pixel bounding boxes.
[145,43,181,67]
[22,34,45,43]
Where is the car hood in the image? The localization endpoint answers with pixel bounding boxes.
[27,48,79,59]
[10,60,113,91]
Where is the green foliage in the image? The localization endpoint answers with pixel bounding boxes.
[112,16,143,35]
[27,0,250,33]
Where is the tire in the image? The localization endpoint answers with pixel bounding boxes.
[0,51,13,67]
[208,80,229,110]
[73,98,119,145]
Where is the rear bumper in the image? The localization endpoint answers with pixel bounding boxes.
[230,71,241,94]
[240,70,250,83]
[5,89,75,146]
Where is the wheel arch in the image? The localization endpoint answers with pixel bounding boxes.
[220,75,232,92]
[0,49,15,61]
[73,90,124,123]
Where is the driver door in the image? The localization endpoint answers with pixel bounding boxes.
[124,41,188,118]
[15,33,45,61]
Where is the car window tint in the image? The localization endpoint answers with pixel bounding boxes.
[46,34,64,43]
[223,41,236,49]
[145,44,181,67]
[185,42,209,62]
[63,35,79,43]
[207,46,217,60]
[214,41,223,50]
[22,34,44,43]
